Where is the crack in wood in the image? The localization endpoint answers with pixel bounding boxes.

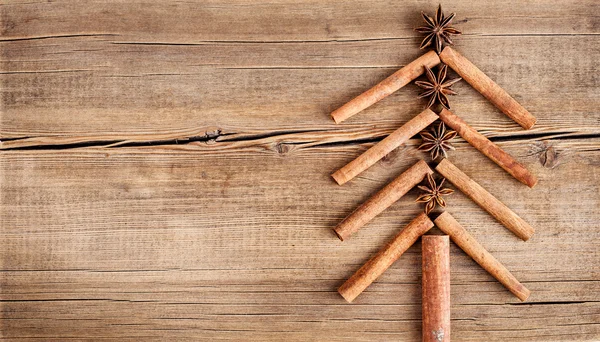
[509,300,600,306]
[2,129,599,151]
[0,33,119,42]
[106,32,600,47]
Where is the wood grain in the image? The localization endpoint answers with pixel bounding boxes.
[1,0,599,340]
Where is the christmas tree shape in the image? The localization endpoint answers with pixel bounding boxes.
[328,5,539,340]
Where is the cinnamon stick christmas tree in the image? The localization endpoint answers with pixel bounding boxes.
[328,5,539,340]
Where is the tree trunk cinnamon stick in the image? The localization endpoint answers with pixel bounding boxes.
[332,109,439,185]
[334,160,433,241]
[331,51,440,124]
[435,159,534,241]
[438,108,537,188]
[338,213,434,302]
[422,235,451,342]
[439,47,536,130]
[434,212,530,301]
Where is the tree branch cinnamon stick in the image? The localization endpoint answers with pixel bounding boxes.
[434,211,530,301]
[435,159,534,241]
[334,160,433,241]
[439,108,537,188]
[439,47,536,130]
[422,235,451,342]
[331,51,441,124]
[338,213,434,302]
[332,109,439,185]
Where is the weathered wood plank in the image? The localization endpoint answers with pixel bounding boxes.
[1,0,598,41]
[2,36,599,138]
[1,1,599,140]
[1,300,598,341]
[1,138,599,339]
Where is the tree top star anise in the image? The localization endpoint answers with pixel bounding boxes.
[415,64,461,110]
[416,4,462,54]
[418,121,457,160]
[416,173,454,214]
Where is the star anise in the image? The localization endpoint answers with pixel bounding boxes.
[415,64,461,109]
[418,121,457,160]
[416,173,454,214]
[415,4,462,54]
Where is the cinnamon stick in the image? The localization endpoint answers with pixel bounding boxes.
[435,159,534,241]
[439,108,537,188]
[334,160,433,241]
[332,109,439,185]
[439,47,537,130]
[338,213,434,302]
[331,51,440,124]
[434,212,530,301]
[422,235,451,342]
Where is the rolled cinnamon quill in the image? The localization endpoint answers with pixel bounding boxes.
[331,51,440,124]
[422,235,451,342]
[434,212,530,301]
[439,108,537,188]
[334,160,433,241]
[435,159,534,241]
[439,47,536,130]
[332,109,438,185]
[338,213,434,302]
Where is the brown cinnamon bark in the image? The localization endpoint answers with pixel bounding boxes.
[435,159,534,241]
[334,160,433,241]
[338,213,434,302]
[331,51,440,124]
[332,109,438,185]
[438,108,537,188]
[439,47,536,130]
[434,212,530,301]
[422,235,451,342]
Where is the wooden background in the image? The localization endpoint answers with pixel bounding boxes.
[1,0,599,340]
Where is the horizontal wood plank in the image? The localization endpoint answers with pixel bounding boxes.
[1,2,599,140]
[2,137,599,339]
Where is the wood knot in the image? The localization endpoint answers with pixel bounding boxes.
[275,142,290,155]
[539,144,559,169]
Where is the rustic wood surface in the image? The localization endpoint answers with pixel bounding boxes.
[1,0,599,340]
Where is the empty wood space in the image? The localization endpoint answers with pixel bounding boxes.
[1,1,599,340]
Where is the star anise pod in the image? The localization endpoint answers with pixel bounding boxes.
[418,121,457,160]
[415,64,461,109]
[416,173,454,214]
[415,4,462,54]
